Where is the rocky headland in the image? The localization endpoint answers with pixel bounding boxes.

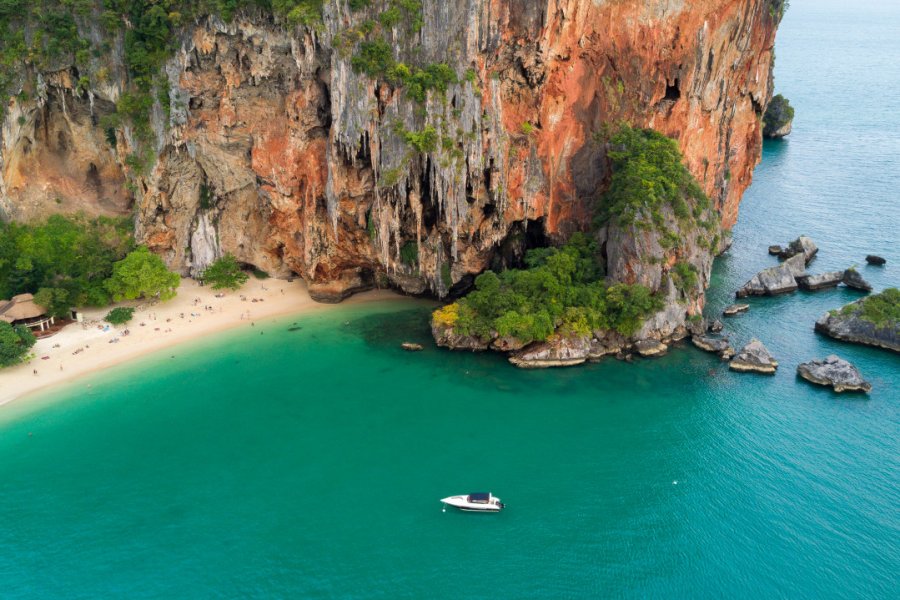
[815,288,900,352]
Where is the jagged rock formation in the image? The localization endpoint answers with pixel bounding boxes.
[797,271,843,291]
[815,290,900,353]
[797,355,872,393]
[692,334,734,359]
[736,253,806,297]
[763,93,794,138]
[842,269,873,292]
[1,2,781,315]
[729,338,778,373]
[778,236,818,263]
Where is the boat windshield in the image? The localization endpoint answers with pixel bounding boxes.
[468,493,491,503]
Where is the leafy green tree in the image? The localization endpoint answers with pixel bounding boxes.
[33,287,72,318]
[0,322,36,368]
[104,247,180,302]
[105,306,135,326]
[202,254,249,290]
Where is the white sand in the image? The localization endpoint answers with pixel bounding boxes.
[0,278,400,407]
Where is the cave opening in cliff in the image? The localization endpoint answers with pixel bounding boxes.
[664,78,681,101]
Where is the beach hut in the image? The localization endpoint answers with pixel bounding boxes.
[0,293,55,332]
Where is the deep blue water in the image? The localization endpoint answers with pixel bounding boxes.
[0,1,898,598]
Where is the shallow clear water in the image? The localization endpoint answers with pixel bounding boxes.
[1,0,899,597]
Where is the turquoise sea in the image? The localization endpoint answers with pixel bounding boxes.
[1,0,898,597]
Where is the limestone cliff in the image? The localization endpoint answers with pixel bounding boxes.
[1,1,780,318]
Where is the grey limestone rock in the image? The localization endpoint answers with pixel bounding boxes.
[842,269,873,292]
[797,355,872,393]
[736,253,806,298]
[797,271,843,291]
[729,339,778,374]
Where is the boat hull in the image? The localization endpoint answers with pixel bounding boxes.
[440,494,504,512]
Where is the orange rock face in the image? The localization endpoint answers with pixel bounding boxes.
[0,1,778,312]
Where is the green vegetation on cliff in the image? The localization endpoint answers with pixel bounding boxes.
[597,125,712,234]
[433,234,662,345]
[839,288,900,327]
[0,214,134,308]
[763,94,794,137]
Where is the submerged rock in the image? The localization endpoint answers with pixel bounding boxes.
[729,339,778,374]
[797,355,872,393]
[865,255,886,266]
[692,335,734,359]
[797,271,843,291]
[842,269,873,292]
[815,290,900,352]
[778,236,818,264]
[724,303,750,317]
[768,245,783,256]
[401,342,424,352]
[509,335,591,369]
[736,253,806,298]
[634,339,668,357]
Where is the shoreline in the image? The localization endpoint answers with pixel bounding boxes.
[0,278,402,408]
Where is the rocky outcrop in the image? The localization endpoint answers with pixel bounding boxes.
[797,355,872,393]
[724,303,750,316]
[842,269,873,292]
[729,339,778,373]
[797,271,843,291]
[768,245,783,255]
[1,1,781,315]
[736,253,806,297]
[692,335,734,359]
[634,339,668,358]
[866,255,886,266]
[509,335,591,369]
[815,293,900,353]
[778,236,818,263]
[763,94,794,139]
[432,322,489,352]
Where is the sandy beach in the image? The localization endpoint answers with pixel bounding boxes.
[0,278,399,407]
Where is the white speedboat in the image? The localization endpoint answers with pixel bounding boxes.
[440,492,504,512]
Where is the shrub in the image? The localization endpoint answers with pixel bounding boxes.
[202,254,249,291]
[105,306,135,326]
[0,322,35,368]
[850,288,900,327]
[105,247,180,302]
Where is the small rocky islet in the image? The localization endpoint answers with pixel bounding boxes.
[815,288,900,353]
[797,355,872,394]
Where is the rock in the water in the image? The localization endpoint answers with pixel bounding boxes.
[814,289,900,352]
[797,355,872,393]
[865,255,886,266]
[736,253,806,298]
[724,303,750,316]
[708,319,725,333]
[509,335,591,369]
[431,322,490,351]
[763,94,794,139]
[842,269,873,292]
[634,339,668,357]
[692,335,734,359]
[768,245,783,255]
[797,271,843,291]
[778,236,818,264]
[729,339,778,374]
[401,342,423,352]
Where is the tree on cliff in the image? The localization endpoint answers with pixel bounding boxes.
[0,322,36,368]
[104,247,180,302]
[201,254,249,291]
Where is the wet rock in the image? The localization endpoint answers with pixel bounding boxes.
[842,269,873,292]
[797,355,872,393]
[588,333,626,362]
[724,303,750,317]
[687,318,708,337]
[797,271,843,291]
[634,339,668,357]
[509,335,591,369]
[692,335,734,359]
[768,245,783,255]
[778,236,818,264]
[431,323,489,352]
[708,319,725,333]
[401,342,423,352]
[490,336,529,352]
[729,339,778,374]
[865,255,886,266]
[815,292,900,353]
[736,253,806,298]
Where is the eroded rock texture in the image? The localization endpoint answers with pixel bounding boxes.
[1,1,780,308]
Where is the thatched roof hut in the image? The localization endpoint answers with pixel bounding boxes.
[0,293,48,324]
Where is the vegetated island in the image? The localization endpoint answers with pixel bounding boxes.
[763,94,795,138]
[815,288,900,353]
